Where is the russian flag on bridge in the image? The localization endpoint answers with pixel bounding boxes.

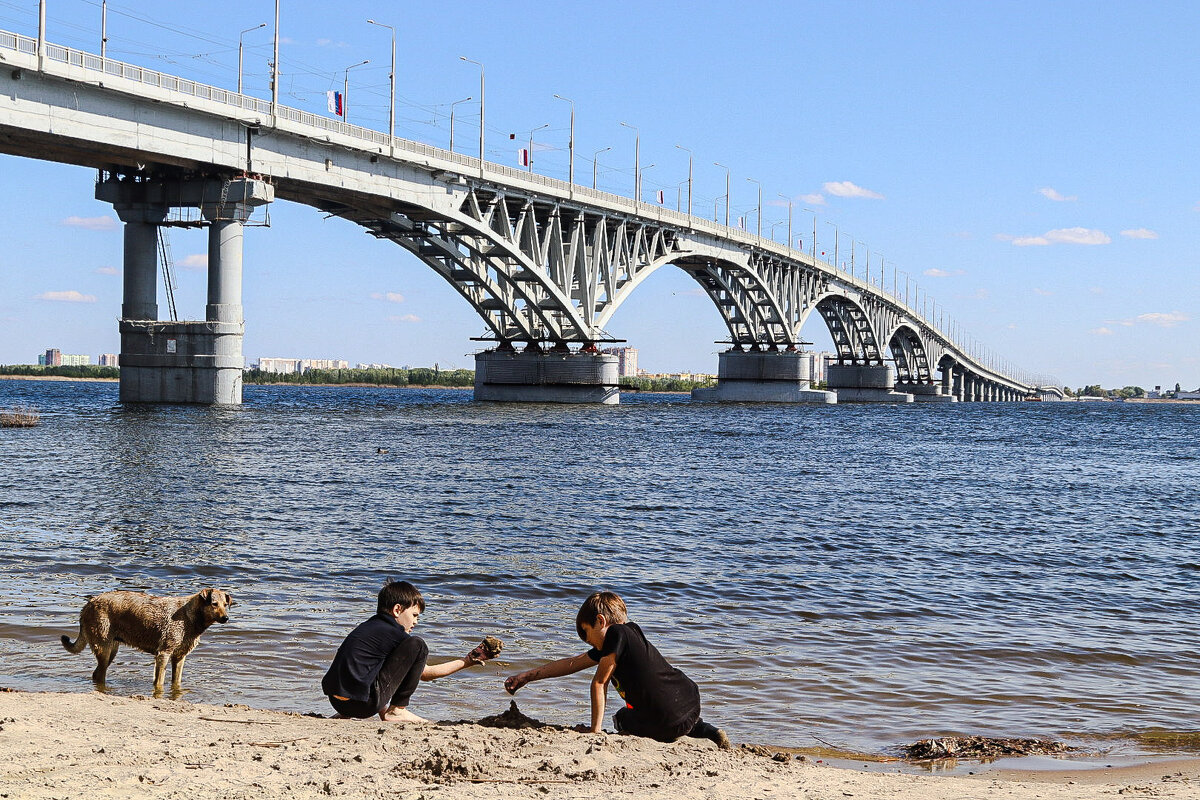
[517,148,530,167]
[737,216,745,229]
[655,189,664,204]
[326,91,344,117]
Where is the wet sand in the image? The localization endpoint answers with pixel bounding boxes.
[1,690,1197,799]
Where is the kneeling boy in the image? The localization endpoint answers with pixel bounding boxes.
[323,580,491,722]
[504,591,729,748]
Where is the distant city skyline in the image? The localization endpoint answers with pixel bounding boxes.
[0,1,1196,388]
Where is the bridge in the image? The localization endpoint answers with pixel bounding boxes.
[0,28,1058,405]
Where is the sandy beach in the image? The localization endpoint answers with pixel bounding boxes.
[1,690,1196,800]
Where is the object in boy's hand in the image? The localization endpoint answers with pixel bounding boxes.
[468,635,504,664]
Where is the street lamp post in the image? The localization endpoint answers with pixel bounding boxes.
[366,19,396,152]
[238,22,267,94]
[527,123,549,173]
[459,57,485,177]
[825,221,839,270]
[777,193,793,253]
[553,94,574,194]
[448,96,472,153]
[270,0,279,112]
[619,122,640,201]
[641,163,656,202]
[714,162,730,227]
[802,208,818,258]
[101,0,108,62]
[674,145,692,217]
[746,177,762,240]
[592,146,610,189]
[857,241,869,285]
[342,60,370,125]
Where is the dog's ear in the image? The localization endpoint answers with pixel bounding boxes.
[223,591,235,607]
[200,588,214,603]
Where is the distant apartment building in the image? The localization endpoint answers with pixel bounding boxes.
[40,348,61,366]
[356,363,397,370]
[601,346,638,377]
[255,357,349,374]
[98,354,119,367]
[61,354,91,366]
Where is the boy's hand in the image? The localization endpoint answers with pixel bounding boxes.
[504,673,529,694]
[466,636,504,666]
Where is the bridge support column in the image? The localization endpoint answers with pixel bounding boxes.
[691,350,835,403]
[102,176,273,405]
[899,381,956,402]
[474,348,619,404]
[827,363,912,403]
[952,369,964,402]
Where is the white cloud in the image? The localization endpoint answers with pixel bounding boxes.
[62,215,118,231]
[1120,228,1158,239]
[180,254,208,271]
[1089,287,1105,295]
[822,181,884,200]
[1038,187,1077,202]
[36,290,96,303]
[798,193,826,206]
[1136,311,1187,327]
[1010,227,1111,246]
[1089,327,1113,336]
[970,288,990,300]
[1033,288,1053,296]
[389,314,420,323]
[924,268,965,277]
[372,291,406,303]
[95,266,119,276]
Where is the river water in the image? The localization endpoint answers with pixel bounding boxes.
[1,378,1198,758]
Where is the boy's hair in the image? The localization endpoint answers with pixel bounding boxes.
[377,579,426,615]
[575,591,628,641]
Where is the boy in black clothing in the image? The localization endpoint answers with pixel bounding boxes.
[504,591,730,748]
[323,580,493,722]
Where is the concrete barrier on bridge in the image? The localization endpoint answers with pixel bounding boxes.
[691,351,836,404]
[897,381,957,403]
[474,350,619,404]
[826,364,913,403]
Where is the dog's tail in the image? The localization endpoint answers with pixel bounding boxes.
[61,625,88,653]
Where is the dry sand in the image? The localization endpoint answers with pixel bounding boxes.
[1,690,1197,799]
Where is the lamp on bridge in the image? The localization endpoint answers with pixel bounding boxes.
[238,22,267,95]
[713,162,730,227]
[746,177,762,240]
[448,96,472,154]
[366,19,396,149]
[341,59,370,124]
[777,193,793,252]
[592,146,611,190]
[553,94,575,190]
[675,145,693,217]
[459,57,485,177]
[619,121,640,201]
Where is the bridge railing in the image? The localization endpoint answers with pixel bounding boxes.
[1,28,1044,389]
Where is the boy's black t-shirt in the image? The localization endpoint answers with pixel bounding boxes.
[322,612,410,702]
[586,621,700,727]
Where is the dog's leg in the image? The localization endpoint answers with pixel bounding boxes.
[171,653,187,687]
[153,652,169,693]
[91,640,117,684]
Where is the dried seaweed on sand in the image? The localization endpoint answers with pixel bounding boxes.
[902,736,1076,760]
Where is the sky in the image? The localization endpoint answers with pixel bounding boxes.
[0,0,1196,389]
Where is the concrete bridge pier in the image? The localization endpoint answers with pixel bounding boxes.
[898,381,956,402]
[691,349,836,403]
[826,363,912,403]
[474,346,619,403]
[104,177,273,405]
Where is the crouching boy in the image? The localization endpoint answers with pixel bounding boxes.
[323,580,492,722]
[504,591,730,748]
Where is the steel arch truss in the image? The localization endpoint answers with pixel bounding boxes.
[814,296,885,364]
[888,325,933,383]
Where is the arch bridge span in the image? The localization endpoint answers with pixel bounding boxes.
[0,29,1049,404]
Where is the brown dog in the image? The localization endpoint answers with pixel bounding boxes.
[61,588,234,691]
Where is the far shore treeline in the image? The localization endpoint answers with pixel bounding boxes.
[0,364,716,392]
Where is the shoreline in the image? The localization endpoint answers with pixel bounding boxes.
[0,375,697,394]
[1,689,1196,799]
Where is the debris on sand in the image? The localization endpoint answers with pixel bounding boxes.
[902,736,1076,761]
[476,701,569,731]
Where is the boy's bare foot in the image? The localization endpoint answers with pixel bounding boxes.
[379,706,429,723]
